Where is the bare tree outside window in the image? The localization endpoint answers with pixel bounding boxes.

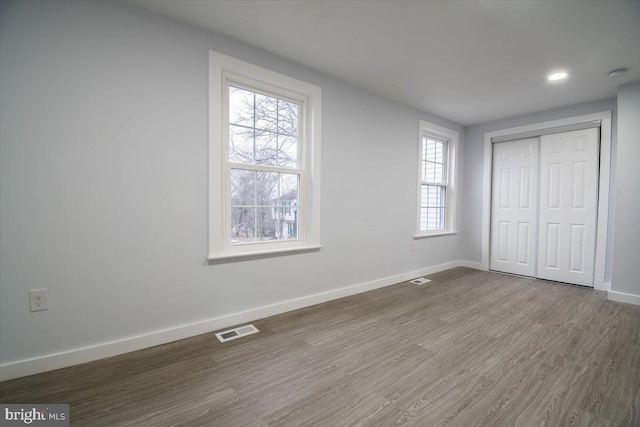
[228,86,300,243]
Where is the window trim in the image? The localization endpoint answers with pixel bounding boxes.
[415,120,458,238]
[208,51,322,260]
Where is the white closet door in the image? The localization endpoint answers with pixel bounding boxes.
[490,138,539,276]
[537,128,599,286]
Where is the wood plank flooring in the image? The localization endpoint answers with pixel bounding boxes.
[1,267,639,426]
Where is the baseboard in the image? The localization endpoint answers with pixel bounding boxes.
[607,290,640,306]
[464,261,609,291]
[0,260,461,381]
[461,260,484,270]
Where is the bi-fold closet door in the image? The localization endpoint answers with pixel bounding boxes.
[490,128,599,287]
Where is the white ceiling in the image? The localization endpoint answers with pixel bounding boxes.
[131,0,640,125]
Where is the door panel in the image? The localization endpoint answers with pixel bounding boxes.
[490,138,539,276]
[537,128,598,286]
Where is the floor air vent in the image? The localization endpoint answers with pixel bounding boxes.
[215,324,259,343]
[410,278,431,285]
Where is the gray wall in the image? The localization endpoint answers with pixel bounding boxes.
[0,0,464,365]
[611,82,640,296]
[461,98,618,283]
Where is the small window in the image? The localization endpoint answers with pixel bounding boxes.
[209,51,321,260]
[416,120,457,237]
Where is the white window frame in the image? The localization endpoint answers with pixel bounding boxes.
[415,120,457,238]
[208,51,321,260]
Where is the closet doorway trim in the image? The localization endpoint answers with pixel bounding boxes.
[480,111,612,291]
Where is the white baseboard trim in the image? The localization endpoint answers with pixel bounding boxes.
[0,260,461,381]
[607,290,640,306]
[461,261,484,270]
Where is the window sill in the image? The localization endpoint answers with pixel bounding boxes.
[413,231,458,239]
[208,245,322,263]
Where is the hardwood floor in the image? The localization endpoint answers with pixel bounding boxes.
[2,267,639,426]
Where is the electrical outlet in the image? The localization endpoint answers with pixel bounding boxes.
[29,289,47,312]
[410,242,415,252]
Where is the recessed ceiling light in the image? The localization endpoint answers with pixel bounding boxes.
[548,72,568,81]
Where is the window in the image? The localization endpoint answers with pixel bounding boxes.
[416,120,457,237]
[209,51,321,260]
[228,86,300,244]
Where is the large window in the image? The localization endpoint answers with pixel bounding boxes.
[229,86,300,244]
[209,51,321,259]
[416,120,457,237]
